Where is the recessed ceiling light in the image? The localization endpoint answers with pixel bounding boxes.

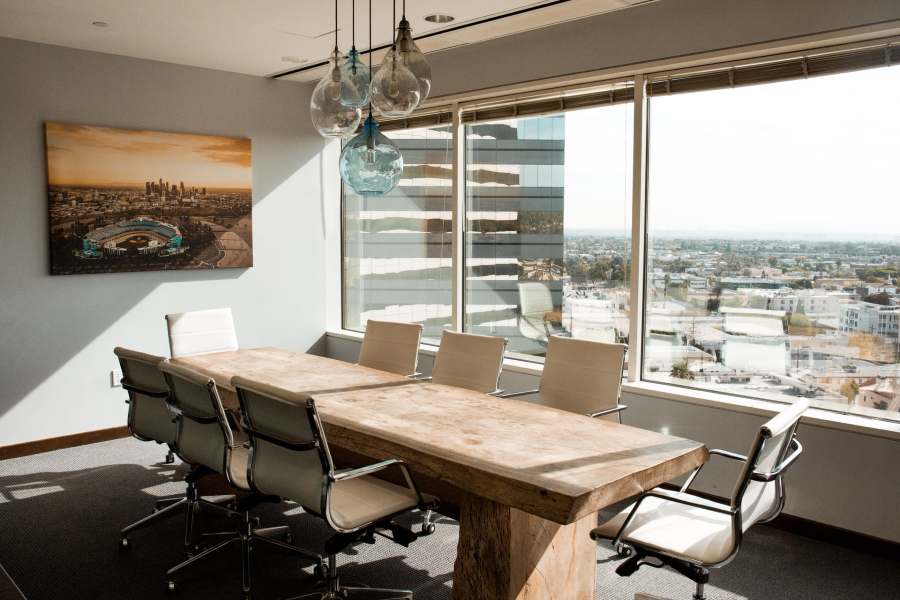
[91,20,108,28]
[424,14,454,24]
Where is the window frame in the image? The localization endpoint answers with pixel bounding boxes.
[337,31,900,429]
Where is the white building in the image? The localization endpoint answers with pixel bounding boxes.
[839,302,900,337]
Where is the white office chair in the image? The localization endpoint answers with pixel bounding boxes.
[501,335,628,422]
[591,400,809,600]
[428,330,507,393]
[517,281,566,344]
[165,308,239,358]
[159,362,321,598]
[233,376,438,600]
[357,320,423,376]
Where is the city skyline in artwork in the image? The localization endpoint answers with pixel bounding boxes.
[46,122,253,275]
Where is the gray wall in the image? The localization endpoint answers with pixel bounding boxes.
[429,0,900,98]
[0,37,326,445]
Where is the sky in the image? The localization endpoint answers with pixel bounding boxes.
[564,65,900,241]
[45,123,252,189]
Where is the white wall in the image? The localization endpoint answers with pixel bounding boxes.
[0,37,327,445]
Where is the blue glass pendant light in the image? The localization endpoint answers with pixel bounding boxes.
[339,0,371,108]
[339,0,403,196]
[340,115,403,195]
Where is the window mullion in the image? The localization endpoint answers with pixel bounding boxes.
[451,102,464,333]
[628,74,649,382]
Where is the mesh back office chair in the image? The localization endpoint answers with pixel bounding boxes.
[500,336,628,422]
[357,320,423,376]
[159,362,321,597]
[165,308,239,358]
[429,330,507,393]
[591,400,809,600]
[114,347,235,550]
[233,376,438,600]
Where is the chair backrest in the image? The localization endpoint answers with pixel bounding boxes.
[518,281,554,317]
[114,347,175,445]
[233,377,333,518]
[431,331,507,393]
[159,362,233,478]
[731,399,808,530]
[358,320,423,375]
[539,336,627,419]
[165,308,239,358]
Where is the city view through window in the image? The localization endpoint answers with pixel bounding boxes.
[344,64,900,423]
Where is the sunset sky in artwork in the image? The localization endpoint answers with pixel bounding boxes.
[45,123,251,189]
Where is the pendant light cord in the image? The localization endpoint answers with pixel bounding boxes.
[351,0,356,48]
[333,0,339,52]
[392,0,396,48]
[368,0,373,114]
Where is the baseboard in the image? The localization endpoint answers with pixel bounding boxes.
[0,426,130,460]
[659,483,900,560]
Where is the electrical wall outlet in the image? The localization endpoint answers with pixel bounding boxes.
[110,370,123,388]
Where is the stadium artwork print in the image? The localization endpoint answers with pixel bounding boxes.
[45,122,253,275]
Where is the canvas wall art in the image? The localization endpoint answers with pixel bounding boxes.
[46,122,253,275]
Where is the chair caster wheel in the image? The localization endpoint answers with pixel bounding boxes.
[420,522,436,535]
[167,580,176,593]
[119,537,130,550]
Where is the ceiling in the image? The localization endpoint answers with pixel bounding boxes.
[0,0,654,81]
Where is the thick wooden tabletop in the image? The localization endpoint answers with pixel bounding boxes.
[172,347,707,525]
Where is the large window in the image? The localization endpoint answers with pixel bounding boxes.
[643,64,900,421]
[463,103,632,361]
[343,124,453,343]
[340,40,900,424]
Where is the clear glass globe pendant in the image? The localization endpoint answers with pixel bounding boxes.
[310,49,362,138]
[339,114,403,196]
[370,46,420,117]
[396,17,431,102]
[339,47,371,108]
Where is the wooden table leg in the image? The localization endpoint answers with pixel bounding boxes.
[453,492,596,600]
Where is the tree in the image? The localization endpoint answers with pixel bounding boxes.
[863,292,892,306]
[840,380,859,403]
[670,360,694,380]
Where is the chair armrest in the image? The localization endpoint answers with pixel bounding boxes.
[410,375,432,382]
[709,448,749,462]
[333,459,403,482]
[486,388,505,397]
[680,447,748,492]
[613,488,736,548]
[589,404,628,418]
[121,382,170,398]
[498,389,540,399]
[751,437,803,482]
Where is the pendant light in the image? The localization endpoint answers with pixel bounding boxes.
[310,0,362,138]
[339,0,371,108]
[396,0,431,101]
[369,0,420,117]
[339,0,404,196]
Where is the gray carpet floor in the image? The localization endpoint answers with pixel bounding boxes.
[0,437,898,600]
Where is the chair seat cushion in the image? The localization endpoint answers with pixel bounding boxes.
[228,446,250,490]
[329,475,425,531]
[593,494,736,565]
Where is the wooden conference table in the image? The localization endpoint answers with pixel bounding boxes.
[173,347,707,600]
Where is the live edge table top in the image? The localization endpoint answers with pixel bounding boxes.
[172,347,708,525]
